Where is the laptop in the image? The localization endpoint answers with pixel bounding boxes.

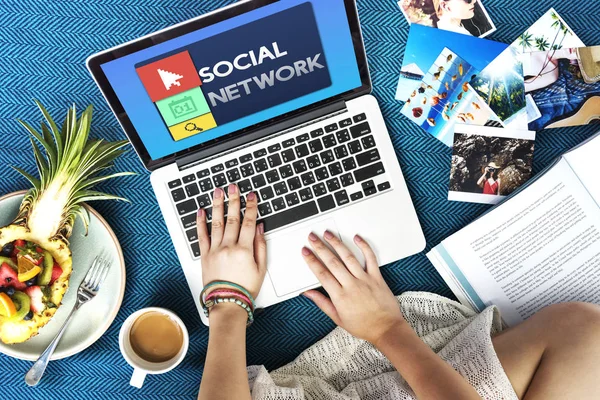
[87,0,425,324]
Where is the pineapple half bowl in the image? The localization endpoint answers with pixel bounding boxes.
[0,192,126,360]
[0,101,130,360]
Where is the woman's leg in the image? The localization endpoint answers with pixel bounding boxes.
[492,302,600,399]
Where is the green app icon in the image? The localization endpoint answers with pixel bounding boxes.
[156,87,212,127]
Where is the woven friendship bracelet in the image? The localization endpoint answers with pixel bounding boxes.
[205,289,254,312]
[200,280,256,309]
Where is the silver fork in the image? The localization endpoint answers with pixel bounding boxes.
[25,255,112,387]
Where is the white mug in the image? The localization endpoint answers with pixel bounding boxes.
[119,307,189,388]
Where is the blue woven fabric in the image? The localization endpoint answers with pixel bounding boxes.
[0,0,598,398]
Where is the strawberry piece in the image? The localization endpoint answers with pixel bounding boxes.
[12,240,25,257]
[0,263,26,290]
[24,286,45,314]
[50,266,63,285]
[22,254,43,266]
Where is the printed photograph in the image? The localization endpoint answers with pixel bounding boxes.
[398,0,496,38]
[468,9,584,129]
[524,46,600,131]
[448,124,536,205]
[513,8,584,55]
[401,48,502,147]
[395,24,507,101]
[470,47,527,129]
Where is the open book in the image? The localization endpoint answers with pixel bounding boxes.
[428,132,600,326]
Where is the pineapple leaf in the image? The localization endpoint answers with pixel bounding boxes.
[76,141,130,181]
[18,120,55,177]
[71,190,130,205]
[65,107,91,168]
[29,137,49,187]
[12,167,41,190]
[66,205,91,236]
[73,172,136,192]
[76,205,91,235]
[41,123,59,176]
[63,105,78,156]
[34,100,63,156]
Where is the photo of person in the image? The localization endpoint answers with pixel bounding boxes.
[398,0,496,38]
[477,162,502,195]
[448,124,536,205]
[524,45,600,131]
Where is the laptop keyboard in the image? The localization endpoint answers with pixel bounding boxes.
[167,113,391,259]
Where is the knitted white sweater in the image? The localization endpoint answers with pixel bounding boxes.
[248,292,518,400]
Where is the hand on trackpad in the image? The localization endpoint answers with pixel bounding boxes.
[266,219,339,297]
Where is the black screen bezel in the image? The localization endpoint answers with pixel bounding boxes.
[86,0,371,171]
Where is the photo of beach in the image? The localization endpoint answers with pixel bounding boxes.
[401,48,501,146]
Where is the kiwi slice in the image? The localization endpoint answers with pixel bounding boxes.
[37,251,53,286]
[11,291,31,321]
[0,256,17,271]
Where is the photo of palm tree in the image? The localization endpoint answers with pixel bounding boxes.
[468,9,583,129]
[470,47,526,125]
[517,10,579,53]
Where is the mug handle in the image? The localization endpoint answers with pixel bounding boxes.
[130,368,147,388]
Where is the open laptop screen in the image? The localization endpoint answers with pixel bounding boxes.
[95,0,364,168]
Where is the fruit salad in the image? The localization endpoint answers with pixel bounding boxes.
[0,240,63,322]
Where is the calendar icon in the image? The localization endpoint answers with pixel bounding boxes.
[168,96,198,119]
[156,87,213,130]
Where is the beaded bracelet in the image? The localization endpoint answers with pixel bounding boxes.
[200,280,256,309]
[205,289,254,312]
[203,295,254,326]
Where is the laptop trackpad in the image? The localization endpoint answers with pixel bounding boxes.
[266,219,340,297]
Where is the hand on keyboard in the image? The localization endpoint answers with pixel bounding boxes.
[197,184,267,299]
[301,232,405,346]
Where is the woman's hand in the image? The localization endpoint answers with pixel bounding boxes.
[302,233,482,400]
[197,184,267,299]
[301,232,405,346]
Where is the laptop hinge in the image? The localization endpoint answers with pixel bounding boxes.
[176,100,347,170]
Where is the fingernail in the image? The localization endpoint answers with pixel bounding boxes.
[324,230,334,240]
[228,184,237,194]
[197,208,203,217]
[354,234,363,243]
[258,223,264,234]
[308,232,318,242]
[247,192,256,201]
[302,247,312,256]
[214,187,223,199]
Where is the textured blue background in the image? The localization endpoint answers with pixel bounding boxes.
[0,0,598,398]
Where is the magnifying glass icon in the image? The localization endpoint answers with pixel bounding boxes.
[185,122,204,132]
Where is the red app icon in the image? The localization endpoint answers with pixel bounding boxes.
[136,51,202,102]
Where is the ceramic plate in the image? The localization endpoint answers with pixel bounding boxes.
[0,191,126,360]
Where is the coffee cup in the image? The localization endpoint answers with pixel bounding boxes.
[119,307,189,388]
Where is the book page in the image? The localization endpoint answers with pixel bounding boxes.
[439,159,600,326]
[563,133,600,205]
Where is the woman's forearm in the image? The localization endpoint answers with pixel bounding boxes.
[374,323,481,400]
[198,305,251,400]
[477,175,485,187]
